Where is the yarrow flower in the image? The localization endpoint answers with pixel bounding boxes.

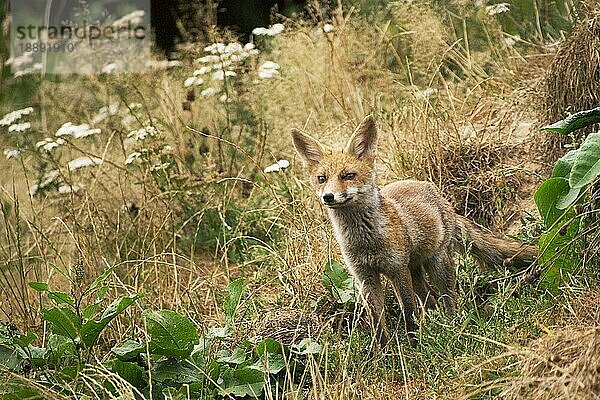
[184,76,205,87]
[36,138,66,152]
[486,3,509,16]
[8,122,31,132]
[258,61,280,79]
[56,122,100,138]
[201,87,217,97]
[30,170,60,196]
[127,126,156,141]
[414,87,437,100]
[252,23,285,36]
[4,148,20,159]
[124,151,142,165]
[67,156,103,171]
[263,159,290,173]
[58,184,83,194]
[101,63,117,74]
[0,107,34,126]
[323,23,335,33]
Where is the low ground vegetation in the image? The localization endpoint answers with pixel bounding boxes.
[0,1,598,399]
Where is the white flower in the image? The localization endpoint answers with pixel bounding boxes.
[36,138,66,152]
[162,145,173,152]
[486,3,509,16]
[151,162,170,171]
[67,156,103,171]
[323,23,335,33]
[244,43,256,51]
[184,76,205,87]
[58,184,83,194]
[30,170,60,196]
[264,159,290,173]
[0,107,34,126]
[204,43,227,54]
[414,87,437,99]
[258,61,280,79]
[101,63,117,74]
[196,55,221,64]
[201,87,217,97]
[112,10,145,28]
[4,148,20,159]
[503,36,517,47]
[9,122,31,132]
[125,152,141,165]
[5,53,33,68]
[194,66,211,75]
[127,126,155,140]
[55,122,100,138]
[213,70,236,80]
[253,23,285,36]
[219,94,228,103]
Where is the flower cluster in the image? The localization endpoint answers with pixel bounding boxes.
[258,61,280,79]
[252,23,285,36]
[184,41,261,98]
[56,122,101,138]
[485,3,509,16]
[0,107,34,130]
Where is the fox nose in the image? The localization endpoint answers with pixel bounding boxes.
[322,193,335,204]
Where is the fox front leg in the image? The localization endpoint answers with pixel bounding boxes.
[356,271,388,347]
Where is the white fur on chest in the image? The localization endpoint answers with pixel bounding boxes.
[327,200,394,275]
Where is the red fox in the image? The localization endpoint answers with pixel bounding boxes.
[291,116,537,346]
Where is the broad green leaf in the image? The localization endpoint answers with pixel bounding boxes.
[538,213,580,292]
[152,359,200,384]
[0,381,43,400]
[541,107,600,135]
[28,282,48,292]
[534,177,571,228]
[569,132,600,189]
[219,367,265,398]
[87,267,114,292]
[216,348,247,365]
[12,332,37,348]
[47,291,75,306]
[42,307,81,340]
[81,294,142,348]
[323,259,356,304]
[223,278,244,323]
[291,338,322,355]
[0,345,23,371]
[207,326,232,339]
[556,186,580,210]
[249,353,285,374]
[143,309,199,358]
[45,334,77,367]
[551,149,578,178]
[111,340,145,361]
[107,359,148,389]
[256,338,283,356]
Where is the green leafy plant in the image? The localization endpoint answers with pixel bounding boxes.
[323,259,357,306]
[534,108,600,290]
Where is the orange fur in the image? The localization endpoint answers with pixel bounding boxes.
[292,116,537,346]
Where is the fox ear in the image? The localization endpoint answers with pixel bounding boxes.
[345,115,377,159]
[291,128,324,165]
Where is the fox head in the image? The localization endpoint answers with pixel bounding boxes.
[291,116,378,208]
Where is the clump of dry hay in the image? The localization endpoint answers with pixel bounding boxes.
[248,307,328,346]
[539,2,600,163]
[499,327,600,400]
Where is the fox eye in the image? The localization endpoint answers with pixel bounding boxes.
[317,175,327,184]
[343,172,357,180]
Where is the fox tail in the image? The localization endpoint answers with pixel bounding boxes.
[454,215,537,270]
